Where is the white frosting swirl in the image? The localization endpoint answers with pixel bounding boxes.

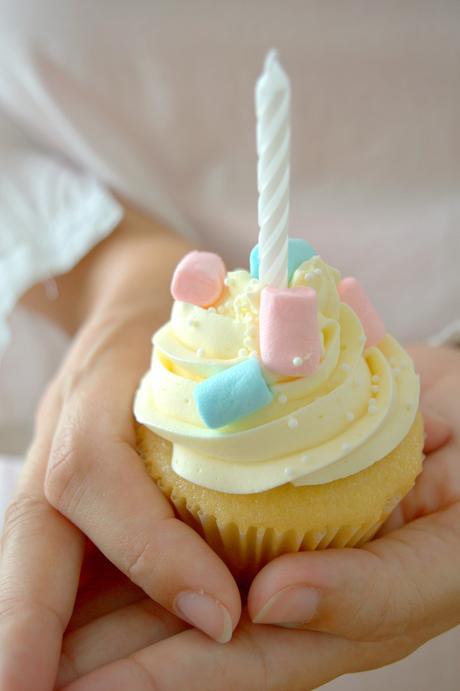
[134,257,420,494]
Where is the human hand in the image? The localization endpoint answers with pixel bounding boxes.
[245,345,459,670]
[0,210,241,691]
[47,346,456,691]
[55,544,188,687]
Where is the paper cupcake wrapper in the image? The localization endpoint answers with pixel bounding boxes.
[167,488,389,584]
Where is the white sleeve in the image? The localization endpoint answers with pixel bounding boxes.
[428,322,460,348]
[0,112,123,354]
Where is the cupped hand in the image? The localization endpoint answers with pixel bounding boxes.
[55,346,457,691]
[0,218,241,691]
[55,543,188,687]
[246,344,459,666]
[56,547,354,690]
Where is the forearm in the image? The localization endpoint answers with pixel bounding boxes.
[20,205,191,334]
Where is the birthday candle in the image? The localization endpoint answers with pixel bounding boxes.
[255,50,291,288]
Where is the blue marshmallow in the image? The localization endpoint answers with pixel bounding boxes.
[249,244,261,280]
[194,357,273,429]
[250,238,316,283]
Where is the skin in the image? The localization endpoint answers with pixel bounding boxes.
[0,205,458,690]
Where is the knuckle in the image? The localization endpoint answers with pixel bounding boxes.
[44,433,88,513]
[2,493,49,550]
[125,537,158,586]
[236,625,271,691]
[340,553,394,642]
[123,517,186,588]
[126,656,159,691]
[0,592,64,634]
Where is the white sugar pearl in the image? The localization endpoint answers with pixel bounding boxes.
[292,356,303,367]
[284,467,295,479]
[340,363,352,373]
[288,417,299,429]
[278,394,288,404]
[341,442,351,452]
[346,411,355,422]
[196,347,205,358]
[371,375,380,383]
[313,268,322,276]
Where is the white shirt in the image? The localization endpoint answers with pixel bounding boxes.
[1,0,459,347]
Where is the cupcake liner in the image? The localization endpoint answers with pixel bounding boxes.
[137,414,423,584]
[163,482,390,583]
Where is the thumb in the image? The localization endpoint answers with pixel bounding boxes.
[248,507,460,643]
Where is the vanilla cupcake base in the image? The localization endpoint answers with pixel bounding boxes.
[136,413,424,583]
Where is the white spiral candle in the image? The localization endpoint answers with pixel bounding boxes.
[255,50,291,288]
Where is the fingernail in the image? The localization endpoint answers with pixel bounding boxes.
[174,591,233,644]
[252,586,320,626]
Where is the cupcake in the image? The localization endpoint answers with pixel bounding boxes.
[135,52,423,582]
[134,245,423,583]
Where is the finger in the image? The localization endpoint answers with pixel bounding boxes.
[422,409,451,454]
[44,347,241,643]
[60,615,366,691]
[406,344,460,393]
[248,506,460,643]
[67,549,145,632]
[58,598,187,687]
[0,390,84,691]
[380,439,460,535]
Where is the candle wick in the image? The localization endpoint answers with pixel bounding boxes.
[264,49,279,72]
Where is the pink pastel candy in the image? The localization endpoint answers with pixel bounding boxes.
[338,277,386,347]
[259,286,321,377]
[171,251,226,307]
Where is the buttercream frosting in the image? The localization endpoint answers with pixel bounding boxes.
[134,256,420,494]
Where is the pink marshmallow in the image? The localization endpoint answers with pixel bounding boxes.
[338,277,386,347]
[259,286,321,377]
[171,251,226,307]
